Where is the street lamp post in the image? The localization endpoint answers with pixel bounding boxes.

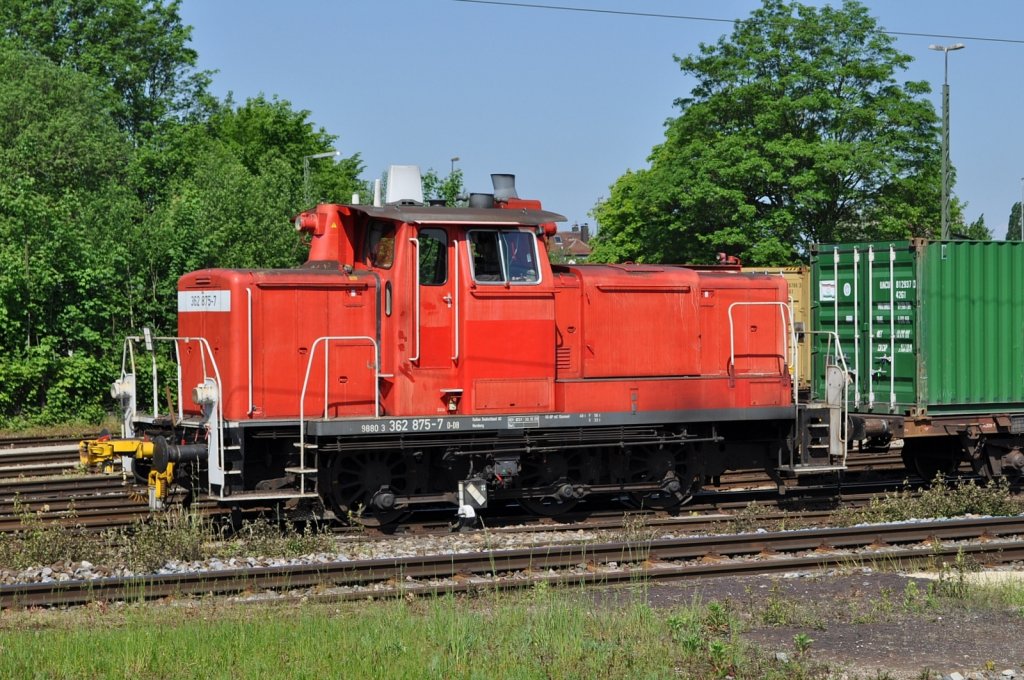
[450,156,460,174]
[929,42,965,240]
[303,150,340,206]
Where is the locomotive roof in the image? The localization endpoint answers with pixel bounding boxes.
[345,204,566,227]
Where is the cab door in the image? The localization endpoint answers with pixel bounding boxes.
[412,227,455,369]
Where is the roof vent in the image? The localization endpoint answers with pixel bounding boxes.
[491,173,518,201]
[385,165,425,205]
[469,193,494,208]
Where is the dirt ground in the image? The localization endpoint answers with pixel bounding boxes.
[606,569,1024,679]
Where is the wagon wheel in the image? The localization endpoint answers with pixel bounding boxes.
[627,445,700,511]
[518,452,581,516]
[323,451,410,527]
[900,438,961,482]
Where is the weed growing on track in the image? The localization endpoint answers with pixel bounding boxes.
[0,498,95,569]
[834,475,1024,525]
[727,502,789,533]
[0,509,335,573]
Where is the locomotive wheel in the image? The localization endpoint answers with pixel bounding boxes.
[323,451,409,527]
[900,438,961,482]
[627,445,697,510]
[518,452,579,516]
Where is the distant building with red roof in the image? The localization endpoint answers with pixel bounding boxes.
[550,223,591,263]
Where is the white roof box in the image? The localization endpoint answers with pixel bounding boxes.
[385,165,424,206]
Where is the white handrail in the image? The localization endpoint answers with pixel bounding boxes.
[452,240,460,363]
[853,247,861,406]
[247,287,253,415]
[297,335,381,491]
[806,329,850,447]
[409,237,420,364]
[888,245,896,410]
[120,334,224,485]
[726,301,791,378]
[868,245,875,407]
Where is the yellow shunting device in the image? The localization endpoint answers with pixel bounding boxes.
[79,438,154,473]
[147,462,175,508]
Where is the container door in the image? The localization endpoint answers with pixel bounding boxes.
[861,244,918,413]
[813,242,918,414]
[813,246,862,405]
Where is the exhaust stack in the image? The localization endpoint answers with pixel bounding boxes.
[491,174,518,202]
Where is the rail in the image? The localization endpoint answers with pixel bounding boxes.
[4,515,1023,608]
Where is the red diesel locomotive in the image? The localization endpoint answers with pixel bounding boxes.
[94,167,846,525]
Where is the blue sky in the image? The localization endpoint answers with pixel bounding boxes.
[179,0,1024,238]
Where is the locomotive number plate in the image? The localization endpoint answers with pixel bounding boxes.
[178,290,231,312]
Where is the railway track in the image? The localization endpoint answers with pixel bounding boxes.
[0,437,978,539]
[0,434,95,450]
[0,442,80,479]
[3,514,1022,608]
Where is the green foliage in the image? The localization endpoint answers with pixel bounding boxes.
[0,14,366,425]
[591,0,949,266]
[0,511,334,572]
[792,632,814,656]
[961,213,992,240]
[0,41,143,424]
[0,0,212,138]
[1006,202,1023,241]
[422,167,466,206]
[837,476,1024,525]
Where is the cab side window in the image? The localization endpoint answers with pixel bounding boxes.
[469,231,503,282]
[418,228,447,285]
[502,230,539,283]
[365,220,395,269]
[469,229,540,284]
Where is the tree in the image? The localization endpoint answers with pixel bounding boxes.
[422,168,465,206]
[590,0,948,265]
[0,6,373,426]
[960,214,991,241]
[1006,203,1022,241]
[0,0,212,138]
[132,95,366,334]
[0,41,141,424]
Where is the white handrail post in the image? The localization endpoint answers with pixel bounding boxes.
[452,240,460,363]
[409,237,420,364]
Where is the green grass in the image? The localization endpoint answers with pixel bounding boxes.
[0,589,833,679]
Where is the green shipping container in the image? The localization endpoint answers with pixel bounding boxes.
[810,239,1024,416]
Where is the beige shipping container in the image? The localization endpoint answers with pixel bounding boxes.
[741,266,810,389]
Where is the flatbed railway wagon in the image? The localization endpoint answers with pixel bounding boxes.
[810,239,1024,480]
[84,167,848,525]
